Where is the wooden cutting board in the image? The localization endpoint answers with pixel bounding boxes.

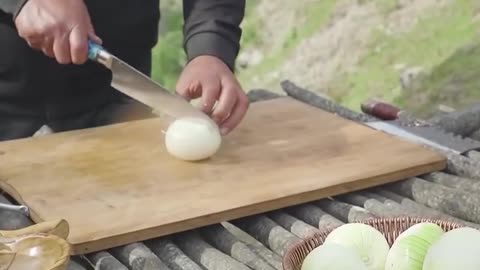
[0,97,445,254]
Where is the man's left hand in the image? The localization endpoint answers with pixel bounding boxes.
[176,55,249,136]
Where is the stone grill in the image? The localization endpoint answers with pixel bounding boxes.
[1,80,480,270]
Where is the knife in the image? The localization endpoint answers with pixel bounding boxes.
[87,40,211,122]
[365,121,480,154]
[0,202,29,216]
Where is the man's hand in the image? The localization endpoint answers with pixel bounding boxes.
[176,55,249,136]
[14,0,101,64]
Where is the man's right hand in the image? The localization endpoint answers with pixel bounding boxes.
[14,0,102,64]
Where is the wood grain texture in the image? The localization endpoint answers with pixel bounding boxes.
[0,97,445,255]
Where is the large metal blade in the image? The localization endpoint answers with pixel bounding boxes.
[365,121,480,154]
[365,121,454,153]
[109,55,209,120]
[397,124,480,153]
[87,41,210,121]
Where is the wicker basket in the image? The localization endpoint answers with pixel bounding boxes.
[282,216,465,270]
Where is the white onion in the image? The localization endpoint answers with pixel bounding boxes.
[301,243,369,270]
[384,223,444,270]
[384,222,444,270]
[394,222,444,242]
[423,227,480,270]
[323,223,390,270]
[164,117,222,161]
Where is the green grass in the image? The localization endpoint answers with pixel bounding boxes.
[240,1,261,47]
[373,0,398,15]
[237,0,339,89]
[150,1,259,91]
[150,2,185,91]
[401,40,480,116]
[150,0,480,115]
[329,0,479,112]
[150,0,339,92]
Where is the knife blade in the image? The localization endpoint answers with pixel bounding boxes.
[365,121,480,154]
[87,41,211,122]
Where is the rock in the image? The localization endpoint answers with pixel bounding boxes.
[437,104,456,114]
[399,66,427,90]
[429,103,480,137]
[247,89,283,102]
[393,63,406,71]
[33,125,54,137]
[473,13,480,23]
[237,49,264,69]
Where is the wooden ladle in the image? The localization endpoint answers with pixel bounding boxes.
[0,252,15,270]
[0,220,71,270]
[0,220,69,240]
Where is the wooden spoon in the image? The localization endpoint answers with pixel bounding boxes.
[0,234,71,270]
[0,219,69,240]
[0,253,15,270]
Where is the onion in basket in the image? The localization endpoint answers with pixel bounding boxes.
[323,223,389,270]
[423,227,480,270]
[301,243,369,270]
[395,222,445,242]
[384,223,444,270]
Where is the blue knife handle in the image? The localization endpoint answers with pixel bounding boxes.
[87,40,103,61]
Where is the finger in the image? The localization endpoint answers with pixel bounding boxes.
[211,84,238,123]
[219,91,249,135]
[41,36,54,58]
[53,34,71,64]
[199,79,221,114]
[69,25,88,64]
[26,39,43,50]
[25,34,46,49]
[42,47,54,58]
[176,79,202,101]
[15,11,39,41]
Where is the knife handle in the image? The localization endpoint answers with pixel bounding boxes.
[87,40,103,61]
[87,40,112,68]
[361,99,402,120]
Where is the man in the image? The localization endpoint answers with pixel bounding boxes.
[0,0,248,141]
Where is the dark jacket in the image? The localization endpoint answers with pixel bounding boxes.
[0,0,245,71]
[0,0,245,140]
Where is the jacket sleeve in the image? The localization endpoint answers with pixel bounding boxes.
[0,0,28,18]
[182,0,245,72]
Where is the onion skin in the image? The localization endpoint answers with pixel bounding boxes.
[301,243,369,270]
[423,227,480,270]
[384,222,444,270]
[323,223,389,270]
[395,223,444,243]
[385,234,438,270]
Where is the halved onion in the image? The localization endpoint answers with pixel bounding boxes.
[323,223,390,270]
[423,227,480,270]
[301,243,369,270]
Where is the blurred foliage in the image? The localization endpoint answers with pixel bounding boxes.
[150,1,185,91]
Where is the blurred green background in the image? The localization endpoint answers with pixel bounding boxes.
[152,0,480,118]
